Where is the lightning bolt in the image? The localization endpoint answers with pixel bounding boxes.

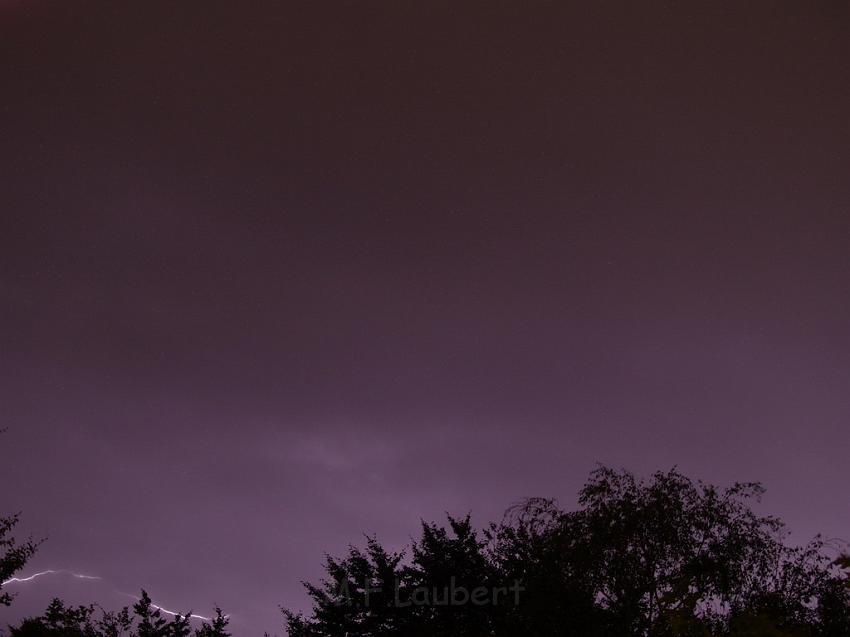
[2,569,101,585]
[148,603,212,622]
[2,569,58,584]
[119,593,214,622]
[3,569,223,622]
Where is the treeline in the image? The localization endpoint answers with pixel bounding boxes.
[4,467,850,636]
[283,467,850,636]
[7,593,230,637]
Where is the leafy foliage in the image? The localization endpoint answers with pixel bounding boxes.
[0,513,41,607]
[285,467,850,636]
[8,592,230,637]
[6,467,848,636]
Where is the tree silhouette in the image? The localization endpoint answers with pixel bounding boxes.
[284,467,850,636]
[9,599,99,636]
[194,608,231,637]
[1,428,42,608]
[0,513,41,607]
[7,591,228,637]
[131,591,165,637]
[5,467,848,636]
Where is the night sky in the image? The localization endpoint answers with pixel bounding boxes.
[1,1,849,635]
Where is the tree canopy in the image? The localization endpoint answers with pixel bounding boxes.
[284,467,850,637]
[6,467,849,636]
[1,513,41,607]
[8,593,231,637]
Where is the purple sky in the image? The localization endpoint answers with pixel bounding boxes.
[1,2,849,634]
